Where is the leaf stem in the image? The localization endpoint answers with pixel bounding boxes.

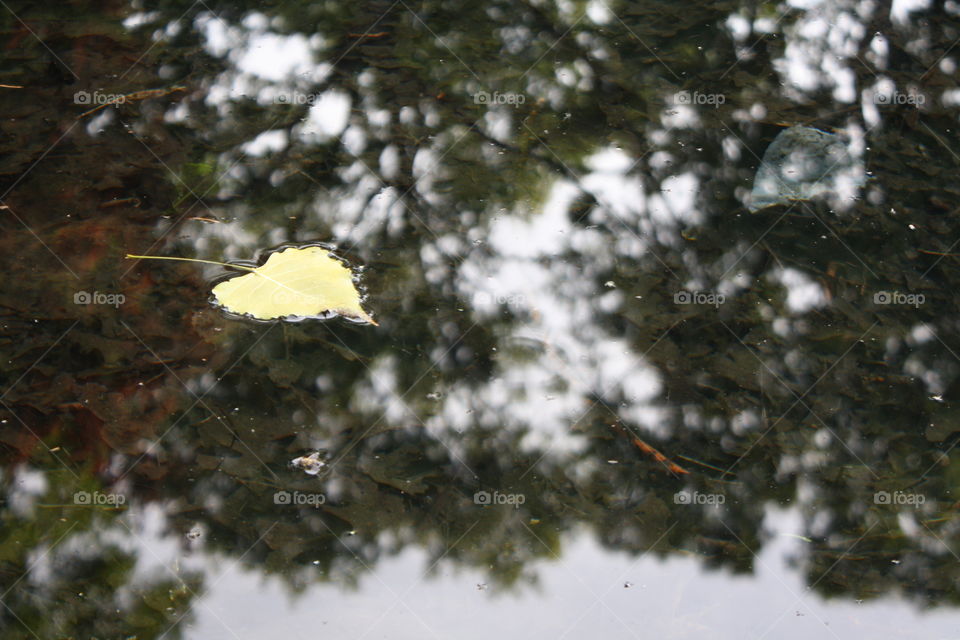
[125,254,257,272]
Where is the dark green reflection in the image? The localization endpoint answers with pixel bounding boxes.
[2,0,960,637]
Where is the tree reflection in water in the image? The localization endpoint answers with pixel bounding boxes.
[1,0,959,636]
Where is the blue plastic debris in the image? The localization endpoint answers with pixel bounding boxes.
[748,126,865,212]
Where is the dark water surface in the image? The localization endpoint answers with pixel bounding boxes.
[3,1,960,638]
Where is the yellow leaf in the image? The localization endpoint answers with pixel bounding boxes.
[211,247,376,324]
[126,246,377,325]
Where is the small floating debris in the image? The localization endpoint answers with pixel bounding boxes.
[291,452,326,475]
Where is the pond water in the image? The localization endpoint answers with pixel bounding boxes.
[3,1,960,638]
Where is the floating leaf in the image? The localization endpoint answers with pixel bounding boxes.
[126,246,377,325]
[210,247,376,323]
